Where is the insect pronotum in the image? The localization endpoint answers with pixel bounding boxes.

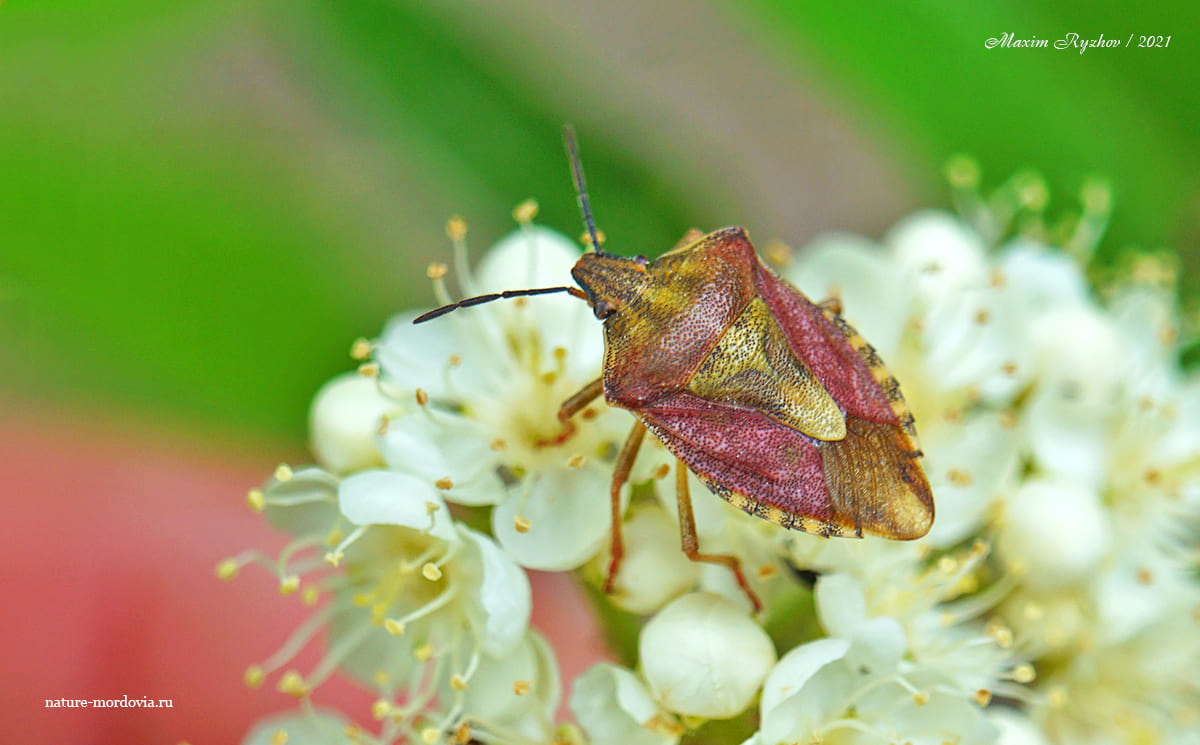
[414,127,934,610]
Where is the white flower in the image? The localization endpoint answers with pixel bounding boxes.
[371,224,668,571]
[753,624,999,745]
[639,592,776,718]
[571,663,681,745]
[223,464,555,743]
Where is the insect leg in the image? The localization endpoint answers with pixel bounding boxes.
[818,296,843,316]
[536,377,604,447]
[603,420,647,594]
[674,459,763,612]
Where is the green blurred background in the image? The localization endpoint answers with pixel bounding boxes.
[3,0,1197,451]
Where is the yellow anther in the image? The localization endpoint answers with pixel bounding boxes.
[352,592,372,606]
[453,722,472,745]
[435,477,454,490]
[947,469,972,487]
[1002,361,1019,376]
[421,727,440,745]
[513,679,533,696]
[1081,178,1111,213]
[989,270,1007,289]
[541,371,557,385]
[427,262,448,280]
[566,454,586,469]
[372,699,392,720]
[450,673,468,691]
[974,309,990,325]
[215,559,239,581]
[945,154,981,190]
[1137,567,1154,585]
[1012,663,1036,683]
[973,689,992,707]
[490,438,507,451]
[246,488,265,513]
[938,556,959,574]
[350,337,372,360]
[324,551,343,567]
[277,670,310,699]
[1048,685,1068,708]
[358,362,380,378]
[425,501,440,515]
[553,346,568,362]
[448,354,462,367]
[993,626,1014,648]
[422,563,443,581]
[764,240,792,266]
[274,464,294,482]
[653,464,670,480]
[415,643,435,661]
[970,539,990,558]
[279,575,301,596]
[913,691,930,706]
[372,670,391,686]
[513,198,539,223]
[270,729,289,745]
[581,407,598,421]
[514,516,532,533]
[580,229,607,247]
[757,564,778,579]
[302,586,320,606]
[1023,603,1045,621]
[415,388,429,406]
[446,215,467,241]
[243,664,265,688]
[384,619,406,636]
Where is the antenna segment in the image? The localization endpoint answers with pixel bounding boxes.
[413,286,588,324]
[563,125,605,255]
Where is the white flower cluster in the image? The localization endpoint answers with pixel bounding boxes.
[224,179,1199,745]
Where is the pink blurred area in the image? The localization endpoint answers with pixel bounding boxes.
[0,408,608,745]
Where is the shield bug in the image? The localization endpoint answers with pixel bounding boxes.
[415,127,933,610]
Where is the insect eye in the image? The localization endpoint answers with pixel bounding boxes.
[593,301,615,320]
[634,255,650,265]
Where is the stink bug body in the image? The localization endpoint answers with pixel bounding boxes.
[415,128,933,610]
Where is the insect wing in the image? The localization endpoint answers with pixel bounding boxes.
[639,243,933,540]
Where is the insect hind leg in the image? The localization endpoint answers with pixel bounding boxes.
[674,459,762,612]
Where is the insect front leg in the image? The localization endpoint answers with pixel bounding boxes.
[536,377,604,447]
[674,459,763,612]
[603,420,647,594]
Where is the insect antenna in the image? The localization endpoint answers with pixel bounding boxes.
[563,125,608,256]
[413,285,588,324]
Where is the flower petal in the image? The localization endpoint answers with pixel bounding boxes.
[492,464,614,570]
[571,663,679,745]
[337,470,457,541]
[814,573,867,637]
[458,527,532,657]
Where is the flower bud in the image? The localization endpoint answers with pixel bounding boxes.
[639,593,776,718]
